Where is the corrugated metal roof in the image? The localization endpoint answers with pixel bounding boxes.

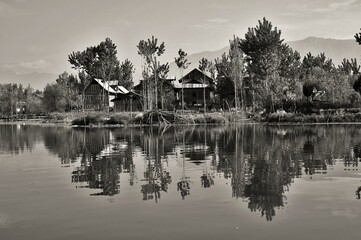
[93,78,129,94]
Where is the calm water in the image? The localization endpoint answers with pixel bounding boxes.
[1,123,361,240]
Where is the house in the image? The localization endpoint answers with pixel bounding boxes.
[111,90,142,112]
[133,77,177,110]
[84,78,129,110]
[216,76,247,110]
[176,68,215,110]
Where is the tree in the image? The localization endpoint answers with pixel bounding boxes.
[229,36,245,111]
[353,75,361,96]
[43,83,66,112]
[68,38,120,111]
[78,70,92,110]
[350,58,360,76]
[156,62,170,109]
[278,47,302,111]
[338,58,352,75]
[137,36,166,111]
[302,80,317,102]
[239,18,285,112]
[215,53,232,108]
[55,72,80,111]
[199,58,213,112]
[175,49,190,111]
[119,59,135,89]
[355,29,361,45]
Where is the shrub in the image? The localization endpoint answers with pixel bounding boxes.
[106,113,130,125]
[71,113,104,125]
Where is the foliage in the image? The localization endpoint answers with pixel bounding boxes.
[107,113,131,125]
[137,36,168,111]
[43,83,66,112]
[355,29,361,45]
[119,59,135,89]
[353,75,361,95]
[199,57,214,112]
[175,49,191,111]
[0,84,44,116]
[215,53,232,106]
[302,80,316,99]
[42,72,83,112]
[68,38,133,111]
[239,18,289,112]
[71,113,104,125]
[68,38,120,80]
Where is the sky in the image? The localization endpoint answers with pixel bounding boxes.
[0,0,360,84]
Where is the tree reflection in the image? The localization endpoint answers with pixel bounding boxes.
[141,127,172,202]
[177,128,191,199]
[0,124,44,155]
[69,129,135,196]
[356,186,361,199]
[5,123,361,219]
[201,127,215,189]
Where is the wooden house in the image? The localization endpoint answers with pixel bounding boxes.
[111,91,142,112]
[84,78,132,110]
[177,68,215,110]
[133,77,176,110]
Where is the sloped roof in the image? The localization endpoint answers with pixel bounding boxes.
[90,78,130,95]
[133,77,176,91]
[111,90,143,101]
[178,68,214,85]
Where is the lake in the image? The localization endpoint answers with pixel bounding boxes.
[1,123,361,240]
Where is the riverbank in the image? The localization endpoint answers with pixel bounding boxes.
[261,111,361,124]
[4,110,361,126]
[0,111,250,127]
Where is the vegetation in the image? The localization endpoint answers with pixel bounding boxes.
[2,19,361,125]
[68,38,134,111]
[137,36,169,111]
[175,49,191,112]
[0,84,43,116]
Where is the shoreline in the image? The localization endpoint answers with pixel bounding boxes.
[3,110,361,127]
[3,116,361,128]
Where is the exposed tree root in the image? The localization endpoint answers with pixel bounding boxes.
[141,110,184,125]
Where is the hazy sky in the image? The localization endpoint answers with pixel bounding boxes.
[0,0,360,80]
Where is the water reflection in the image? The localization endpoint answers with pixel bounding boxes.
[0,124,44,154]
[1,124,361,221]
[356,186,361,199]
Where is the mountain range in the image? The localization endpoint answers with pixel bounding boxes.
[0,69,56,91]
[168,37,361,79]
[1,37,360,90]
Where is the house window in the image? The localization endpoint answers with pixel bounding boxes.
[184,83,206,88]
[90,85,99,91]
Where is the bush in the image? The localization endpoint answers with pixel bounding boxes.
[106,114,130,125]
[71,113,104,125]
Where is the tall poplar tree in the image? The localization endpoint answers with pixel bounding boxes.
[229,36,245,111]
[137,36,166,111]
[175,49,190,112]
[199,58,214,112]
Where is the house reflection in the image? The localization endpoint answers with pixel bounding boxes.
[67,129,135,196]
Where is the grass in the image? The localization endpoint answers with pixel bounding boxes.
[263,111,361,123]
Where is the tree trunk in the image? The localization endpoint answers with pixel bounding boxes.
[203,75,206,113]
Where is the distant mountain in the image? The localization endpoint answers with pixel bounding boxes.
[0,70,56,90]
[168,46,230,80]
[169,37,361,80]
[2,37,360,89]
[287,37,361,65]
